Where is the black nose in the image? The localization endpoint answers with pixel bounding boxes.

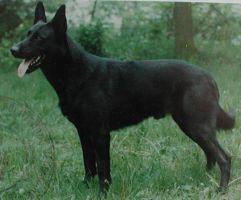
[10,45,20,56]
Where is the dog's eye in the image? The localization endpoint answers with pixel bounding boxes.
[27,31,32,36]
[33,34,41,40]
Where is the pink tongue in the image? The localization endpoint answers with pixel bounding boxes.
[18,59,32,78]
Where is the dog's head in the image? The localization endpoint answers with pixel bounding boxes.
[10,2,67,77]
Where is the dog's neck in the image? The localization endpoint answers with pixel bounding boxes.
[40,35,95,99]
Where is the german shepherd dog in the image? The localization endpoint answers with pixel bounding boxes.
[11,2,235,194]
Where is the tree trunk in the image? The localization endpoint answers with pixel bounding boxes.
[90,0,98,22]
[0,0,21,40]
[173,3,196,59]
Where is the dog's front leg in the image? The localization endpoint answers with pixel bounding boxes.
[78,133,97,183]
[74,122,97,183]
[93,130,111,194]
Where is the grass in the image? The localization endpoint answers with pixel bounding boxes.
[0,57,240,199]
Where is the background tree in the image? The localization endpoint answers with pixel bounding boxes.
[0,0,24,40]
[173,3,196,59]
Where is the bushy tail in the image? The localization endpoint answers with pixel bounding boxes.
[216,106,235,130]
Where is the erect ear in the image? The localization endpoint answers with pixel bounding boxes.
[51,5,67,40]
[34,1,47,24]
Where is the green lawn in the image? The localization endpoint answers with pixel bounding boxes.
[0,60,240,199]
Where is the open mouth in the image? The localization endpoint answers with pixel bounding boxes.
[18,55,45,78]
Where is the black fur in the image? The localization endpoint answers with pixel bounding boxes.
[11,2,235,194]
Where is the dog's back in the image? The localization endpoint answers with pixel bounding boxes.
[76,57,217,130]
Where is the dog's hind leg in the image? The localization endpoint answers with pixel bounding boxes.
[204,147,216,170]
[172,113,216,170]
[188,127,231,190]
[211,138,231,191]
[172,113,231,190]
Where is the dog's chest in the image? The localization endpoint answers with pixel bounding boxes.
[57,86,105,124]
[58,92,83,121]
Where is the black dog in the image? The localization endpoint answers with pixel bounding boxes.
[11,2,235,193]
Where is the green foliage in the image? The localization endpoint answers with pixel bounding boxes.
[0,0,66,40]
[193,4,240,42]
[103,14,175,60]
[40,0,66,12]
[1,1,239,62]
[0,0,31,40]
[99,2,175,60]
[72,20,105,56]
